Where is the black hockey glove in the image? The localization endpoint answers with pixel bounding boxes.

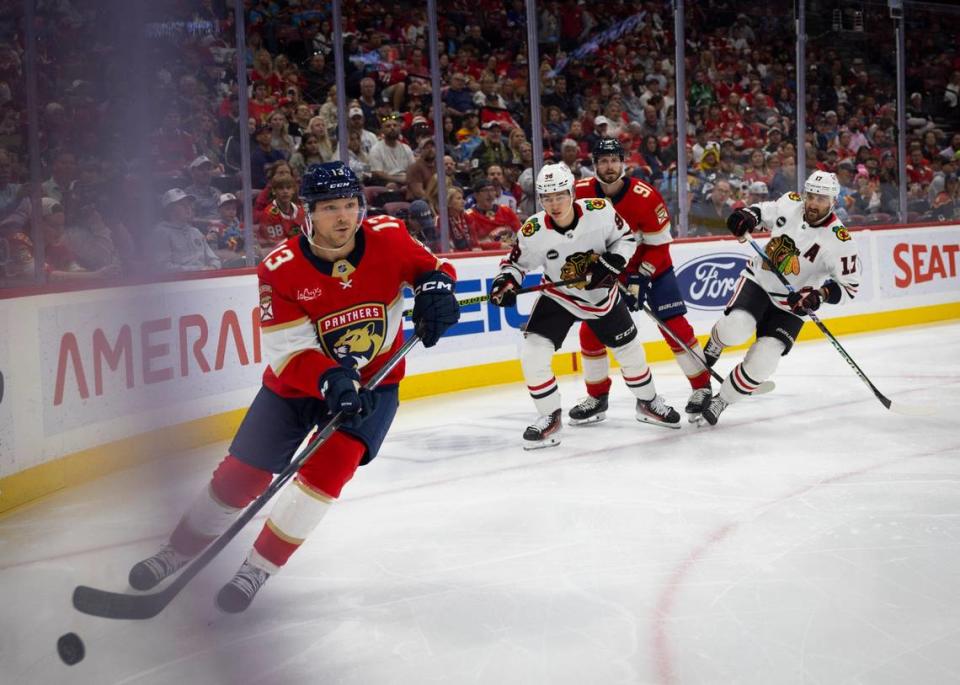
[585,252,626,290]
[726,207,761,238]
[319,361,378,427]
[489,272,520,308]
[412,270,460,347]
[786,286,822,315]
[621,271,652,312]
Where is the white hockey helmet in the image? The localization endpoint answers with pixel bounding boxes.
[803,170,840,201]
[536,163,575,196]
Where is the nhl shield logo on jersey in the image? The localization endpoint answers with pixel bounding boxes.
[317,303,386,366]
[833,225,852,242]
[763,235,801,276]
[559,251,595,289]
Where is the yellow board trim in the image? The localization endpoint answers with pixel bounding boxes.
[3,301,959,516]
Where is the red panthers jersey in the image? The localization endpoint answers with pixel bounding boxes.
[255,201,308,248]
[257,214,455,399]
[574,176,674,276]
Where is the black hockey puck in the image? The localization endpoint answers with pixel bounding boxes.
[57,632,85,665]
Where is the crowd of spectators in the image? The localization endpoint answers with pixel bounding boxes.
[2,0,960,283]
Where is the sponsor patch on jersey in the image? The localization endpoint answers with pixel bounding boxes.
[788,192,801,202]
[259,284,274,322]
[832,225,851,242]
[763,235,801,276]
[776,216,786,227]
[584,199,606,210]
[675,253,751,310]
[316,303,386,367]
[520,217,540,237]
[546,249,559,259]
[296,287,322,301]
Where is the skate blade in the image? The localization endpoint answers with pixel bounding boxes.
[522,436,562,450]
[635,415,682,430]
[568,413,606,426]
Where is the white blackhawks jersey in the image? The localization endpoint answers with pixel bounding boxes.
[744,191,860,312]
[498,198,638,319]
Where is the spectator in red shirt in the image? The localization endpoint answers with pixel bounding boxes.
[254,175,306,249]
[247,82,276,125]
[464,178,520,250]
[149,109,197,177]
[906,148,934,186]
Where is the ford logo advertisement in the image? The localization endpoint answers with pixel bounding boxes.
[675,252,750,310]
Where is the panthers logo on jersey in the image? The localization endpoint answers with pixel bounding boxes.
[316,303,386,367]
[559,250,596,289]
[763,235,801,276]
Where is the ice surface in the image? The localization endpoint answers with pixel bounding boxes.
[2,322,958,685]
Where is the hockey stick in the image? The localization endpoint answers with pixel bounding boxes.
[745,236,934,416]
[72,334,422,620]
[639,303,775,395]
[402,276,585,317]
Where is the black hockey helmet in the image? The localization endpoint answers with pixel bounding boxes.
[300,161,364,210]
[592,137,625,163]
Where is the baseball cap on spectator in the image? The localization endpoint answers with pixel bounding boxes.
[412,115,429,126]
[218,193,238,206]
[482,120,503,130]
[161,188,196,208]
[348,106,364,118]
[594,115,612,127]
[837,160,856,172]
[765,116,779,126]
[561,138,579,149]
[748,181,769,195]
[768,126,782,135]
[418,136,435,150]
[41,197,64,216]
[473,178,496,192]
[825,110,837,119]
[190,155,214,169]
[254,123,270,135]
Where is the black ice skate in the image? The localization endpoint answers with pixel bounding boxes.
[635,395,681,429]
[568,394,608,425]
[128,544,192,591]
[216,560,271,614]
[523,409,562,450]
[703,336,724,368]
[701,395,730,426]
[685,387,712,423]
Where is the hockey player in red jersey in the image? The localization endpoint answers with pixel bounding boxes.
[570,138,713,424]
[128,162,459,613]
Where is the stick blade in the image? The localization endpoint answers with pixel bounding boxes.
[887,401,938,417]
[73,584,169,620]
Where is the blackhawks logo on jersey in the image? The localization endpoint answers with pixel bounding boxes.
[520,217,540,237]
[559,250,596,289]
[763,235,801,276]
[316,303,386,367]
[833,225,851,242]
[584,198,606,210]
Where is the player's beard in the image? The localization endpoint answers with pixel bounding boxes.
[598,166,622,185]
[804,205,829,225]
